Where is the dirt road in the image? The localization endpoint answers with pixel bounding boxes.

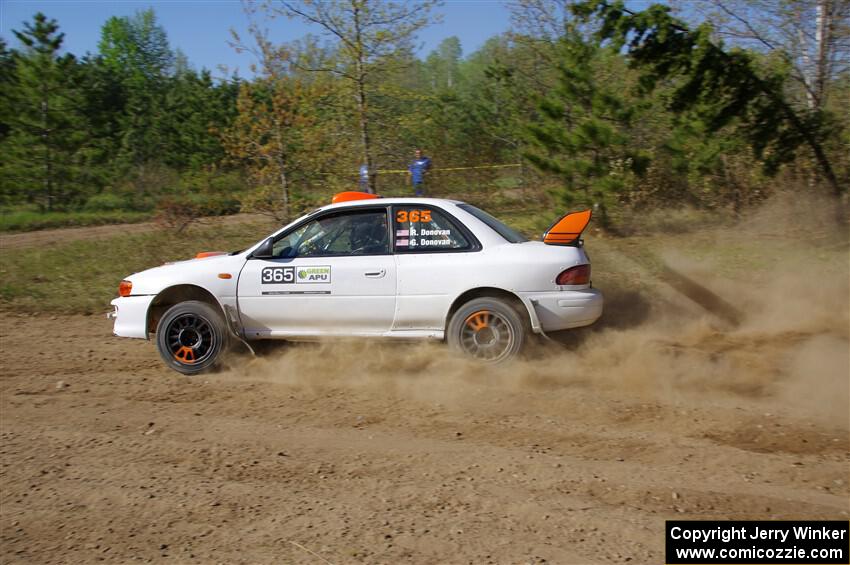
[1,306,847,564]
[2,196,848,564]
[0,214,267,250]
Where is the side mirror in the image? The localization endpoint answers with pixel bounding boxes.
[251,237,275,259]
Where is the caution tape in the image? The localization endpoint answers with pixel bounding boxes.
[317,163,522,176]
[377,163,522,174]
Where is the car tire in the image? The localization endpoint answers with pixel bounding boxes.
[447,297,528,363]
[156,301,229,375]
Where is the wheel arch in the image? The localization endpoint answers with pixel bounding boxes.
[147,284,226,338]
[445,287,540,335]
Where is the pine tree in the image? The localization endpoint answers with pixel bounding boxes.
[573,0,843,195]
[98,9,174,170]
[1,13,89,210]
[525,34,649,227]
[162,69,238,170]
[0,39,16,143]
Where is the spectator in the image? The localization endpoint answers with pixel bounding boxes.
[408,149,432,196]
[358,164,371,193]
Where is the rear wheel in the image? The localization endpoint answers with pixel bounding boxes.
[447,297,527,363]
[156,301,228,375]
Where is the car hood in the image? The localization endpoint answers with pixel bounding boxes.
[124,253,246,296]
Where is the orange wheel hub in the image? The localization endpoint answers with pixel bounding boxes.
[174,346,197,364]
[465,311,490,331]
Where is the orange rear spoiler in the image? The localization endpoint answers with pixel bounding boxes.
[543,209,592,246]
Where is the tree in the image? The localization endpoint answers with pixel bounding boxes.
[98,9,174,169]
[507,0,588,84]
[1,13,89,210]
[162,69,239,170]
[72,53,128,187]
[574,0,844,195]
[525,33,649,227]
[99,9,173,80]
[221,77,330,220]
[261,0,440,193]
[425,36,462,90]
[509,0,576,44]
[686,0,850,110]
[0,39,16,143]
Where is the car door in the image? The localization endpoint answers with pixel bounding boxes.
[391,204,482,331]
[237,207,397,337]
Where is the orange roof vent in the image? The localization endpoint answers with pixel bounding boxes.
[332,191,381,204]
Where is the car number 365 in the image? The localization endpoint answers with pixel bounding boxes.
[261,266,294,284]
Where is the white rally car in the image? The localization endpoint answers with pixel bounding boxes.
[109,192,603,374]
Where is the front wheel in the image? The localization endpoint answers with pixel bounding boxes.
[156,301,229,375]
[447,297,527,363]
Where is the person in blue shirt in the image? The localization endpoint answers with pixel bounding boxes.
[408,149,432,196]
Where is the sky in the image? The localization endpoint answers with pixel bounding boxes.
[0,0,515,78]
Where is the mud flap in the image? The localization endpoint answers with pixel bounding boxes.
[224,304,255,356]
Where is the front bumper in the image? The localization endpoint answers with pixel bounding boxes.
[109,295,155,339]
[520,288,603,332]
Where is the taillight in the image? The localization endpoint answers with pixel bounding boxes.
[556,264,590,285]
[118,280,133,297]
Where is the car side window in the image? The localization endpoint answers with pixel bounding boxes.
[273,210,389,258]
[393,206,470,252]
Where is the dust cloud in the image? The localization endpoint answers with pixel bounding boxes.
[222,192,849,429]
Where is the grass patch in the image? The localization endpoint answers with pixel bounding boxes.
[0,220,274,314]
[494,207,554,238]
[0,210,154,233]
[3,203,843,316]
[0,207,553,316]
[0,207,691,316]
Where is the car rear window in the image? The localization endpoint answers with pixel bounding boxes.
[393,206,471,252]
[458,204,528,243]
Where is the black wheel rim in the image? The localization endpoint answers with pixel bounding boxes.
[459,310,514,362]
[166,313,216,366]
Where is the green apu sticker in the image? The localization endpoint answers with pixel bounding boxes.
[296,266,331,283]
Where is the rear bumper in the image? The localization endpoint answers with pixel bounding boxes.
[520,288,603,332]
[109,295,155,339]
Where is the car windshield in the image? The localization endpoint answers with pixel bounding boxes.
[457,204,527,243]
